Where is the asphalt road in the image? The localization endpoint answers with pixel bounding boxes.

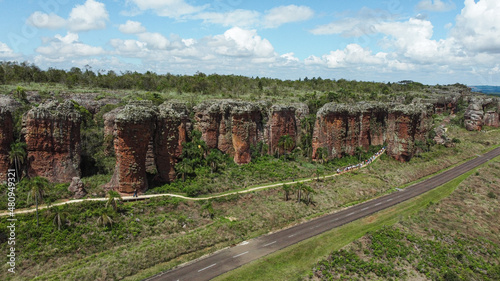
[147,147,500,281]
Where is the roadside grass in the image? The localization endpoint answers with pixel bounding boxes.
[213,156,495,281]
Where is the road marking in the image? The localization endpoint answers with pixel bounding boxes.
[374,202,382,206]
[198,263,216,272]
[263,241,277,247]
[239,241,249,246]
[361,207,369,211]
[331,218,339,222]
[386,198,393,202]
[346,212,355,216]
[233,251,249,258]
[288,234,296,238]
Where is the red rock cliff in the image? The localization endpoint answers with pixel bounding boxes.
[0,108,14,182]
[106,101,156,194]
[155,102,191,182]
[312,102,432,162]
[24,101,81,182]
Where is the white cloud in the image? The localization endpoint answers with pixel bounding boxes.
[0,42,19,58]
[26,0,109,32]
[27,12,66,29]
[309,8,394,36]
[263,5,314,28]
[416,0,456,12]
[126,0,207,18]
[119,20,147,34]
[195,9,260,28]
[211,27,275,58]
[68,0,109,32]
[451,0,500,54]
[36,32,105,58]
[137,32,170,49]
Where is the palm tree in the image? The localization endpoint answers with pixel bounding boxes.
[295,182,304,203]
[25,176,49,227]
[176,158,193,182]
[96,211,114,227]
[8,142,27,182]
[105,190,122,211]
[355,146,364,161]
[278,135,294,159]
[206,150,224,174]
[282,184,292,201]
[303,185,316,205]
[45,205,69,231]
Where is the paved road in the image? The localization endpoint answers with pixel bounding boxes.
[147,147,500,281]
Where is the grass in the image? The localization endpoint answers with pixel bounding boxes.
[213,156,494,281]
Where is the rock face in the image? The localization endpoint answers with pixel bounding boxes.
[194,100,308,164]
[312,102,432,162]
[194,100,262,164]
[483,111,499,127]
[464,102,484,131]
[106,101,156,194]
[155,102,190,182]
[312,103,388,159]
[0,107,14,182]
[386,104,432,162]
[68,177,87,199]
[24,101,81,182]
[102,107,123,156]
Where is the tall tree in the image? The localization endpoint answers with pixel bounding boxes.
[8,141,27,182]
[176,158,193,182]
[25,176,49,227]
[282,184,292,201]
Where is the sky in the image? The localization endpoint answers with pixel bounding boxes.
[0,0,499,85]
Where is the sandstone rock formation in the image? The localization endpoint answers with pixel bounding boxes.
[24,100,81,182]
[155,102,190,182]
[194,100,262,164]
[267,105,299,154]
[103,107,123,156]
[464,102,484,131]
[386,103,433,162]
[68,177,87,199]
[0,107,14,182]
[312,103,388,159]
[106,101,156,194]
[312,102,432,162]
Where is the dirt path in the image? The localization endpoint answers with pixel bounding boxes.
[0,149,386,216]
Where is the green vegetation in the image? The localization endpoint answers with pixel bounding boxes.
[214,156,500,281]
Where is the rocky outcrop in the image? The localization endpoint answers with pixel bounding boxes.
[483,111,499,127]
[106,101,156,194]
[23,101,81,182]
[155,102,190,182]
[312,103,388,159]
[194,100,263,164]
[267,105,298,154]
[312,102,432,162]
[194,100,308,164]
[0,107,14,182]
[68,177,87,199]
[386,103,433,162]
[464,102,484,131]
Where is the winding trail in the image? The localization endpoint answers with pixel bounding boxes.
[0,149,386,217]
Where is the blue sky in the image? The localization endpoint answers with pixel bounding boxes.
[1,0,499,85]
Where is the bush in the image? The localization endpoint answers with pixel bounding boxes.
[487,191,497,199]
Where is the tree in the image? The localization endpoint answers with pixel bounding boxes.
[105,190,122,211]
[8,141,27,182]
[176,158,194,182]
[206,149,225,174]
[96,211,114,227]
[303,185,316,205]
[278,134,294,159]
[282,184,292,201]
[295,182,304,203]
[45,205,69,231]
[315,147,328,164]
[201,201,215,219]
[25,176,49,227]
[355,146,364,161]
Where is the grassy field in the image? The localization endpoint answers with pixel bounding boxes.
[1,120,499,280]
[213,155,495,281]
